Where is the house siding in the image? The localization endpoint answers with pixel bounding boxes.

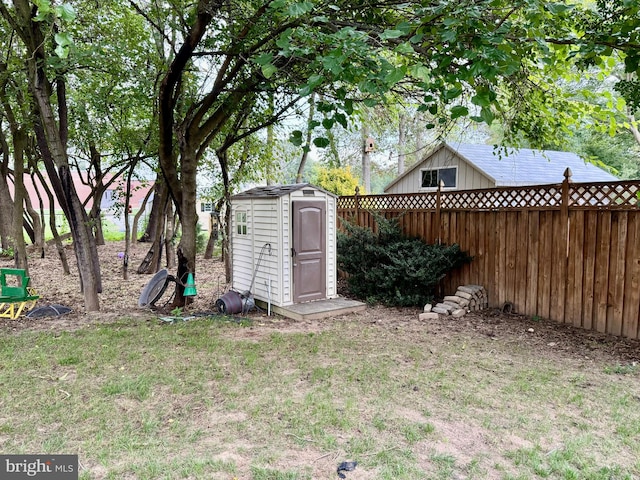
[386,148,494,194]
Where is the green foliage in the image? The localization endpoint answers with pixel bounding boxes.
[338,215,471,306]
[309,165,361,196]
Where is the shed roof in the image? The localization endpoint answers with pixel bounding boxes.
[451,143,619,185]
[231,183,337,199]
[385,142,619,192]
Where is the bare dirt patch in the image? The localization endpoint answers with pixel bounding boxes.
[2,239,639,368]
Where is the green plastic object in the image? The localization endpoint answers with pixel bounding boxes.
[184,273,197,297]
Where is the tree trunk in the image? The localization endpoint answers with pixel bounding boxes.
[169,147,198,307]
[10,0,101,310]
[296,93,315,183]
[361,126,371,194]
[11,129,28,271]
[137,182,169,274]
[139,176,166,243]
[0,127,15,250]
[131,184,154,243]
[398,113,406,175]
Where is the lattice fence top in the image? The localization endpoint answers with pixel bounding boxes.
[337,181,640,211]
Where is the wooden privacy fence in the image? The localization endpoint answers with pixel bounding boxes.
[337,172,640,339]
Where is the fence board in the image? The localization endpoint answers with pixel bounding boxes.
[567,210,585,329]
[594,212,611,333]
[537,211,552,319]
[550,211,567,323]
[581,211,598,332]
[515,211,528,314]
[622,213,640,339]
[525,211,540,316]
[505,212,517,308]
[497,211,507,307]
[607,212,626,336]
[486,213,497,307]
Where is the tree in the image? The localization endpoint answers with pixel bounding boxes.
[1,0,103,310]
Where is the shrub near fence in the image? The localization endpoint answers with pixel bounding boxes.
[337,171,640,339]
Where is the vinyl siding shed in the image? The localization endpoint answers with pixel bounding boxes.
[230,184,338,308]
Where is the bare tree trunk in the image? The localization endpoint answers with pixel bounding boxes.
[296,93,315,183]
[361,126,371,194]
[398,113,407,175]
[11,129,28,271]
[131,184,154,243]
[0,125,15,250]
[139,176,166,242]
[8,0,101,310]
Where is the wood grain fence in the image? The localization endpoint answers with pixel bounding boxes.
[337,171,640,339]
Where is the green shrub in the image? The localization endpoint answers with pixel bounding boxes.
[337,214,471,306]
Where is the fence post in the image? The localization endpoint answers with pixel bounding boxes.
[354,185,360,227]
[436,180,444,244]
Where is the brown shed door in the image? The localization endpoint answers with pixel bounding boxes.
[292,201,326,303]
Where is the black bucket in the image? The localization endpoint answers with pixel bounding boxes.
[215,290,243,314]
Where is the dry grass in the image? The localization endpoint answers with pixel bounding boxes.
[0,241,639,479]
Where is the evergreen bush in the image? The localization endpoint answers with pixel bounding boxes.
[337,214,472,306]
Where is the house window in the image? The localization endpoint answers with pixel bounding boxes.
[421,167,457,189]
[236,211,247,235]
[201,202,214,212]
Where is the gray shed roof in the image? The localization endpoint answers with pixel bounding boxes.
[231,183,337,199]
[450,143,619,186]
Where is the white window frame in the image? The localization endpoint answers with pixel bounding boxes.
[235,211,247,235]
[419,166,458,190]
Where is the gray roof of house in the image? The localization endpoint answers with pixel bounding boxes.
[449,142,619,186]
[231,183,337,199]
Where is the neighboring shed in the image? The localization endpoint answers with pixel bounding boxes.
[230,184,338,310]
[384,142,619,194]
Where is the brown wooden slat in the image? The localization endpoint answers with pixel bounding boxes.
[460,211,470,285]
[593,212,611,333]
[515,211,528,314]
[550,211,567,323]
[622,212,640,339]
[567,210,585,329]
[607,212,626,336]
[581,211,598,331]
[475,212,486,289]
[504,211,517,307]
[486,213,497,307]
[525,211,540,316]
[496,211,507,307]
[538,211,552,319]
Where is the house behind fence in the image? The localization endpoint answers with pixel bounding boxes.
[338,171,640,340]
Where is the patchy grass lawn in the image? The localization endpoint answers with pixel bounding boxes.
[1,309,639,480]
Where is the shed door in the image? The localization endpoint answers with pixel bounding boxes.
[292,201,326,303]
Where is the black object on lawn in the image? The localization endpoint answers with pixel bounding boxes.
[337,461,357,478]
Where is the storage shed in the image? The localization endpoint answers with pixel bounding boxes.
[230,184,338,310]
